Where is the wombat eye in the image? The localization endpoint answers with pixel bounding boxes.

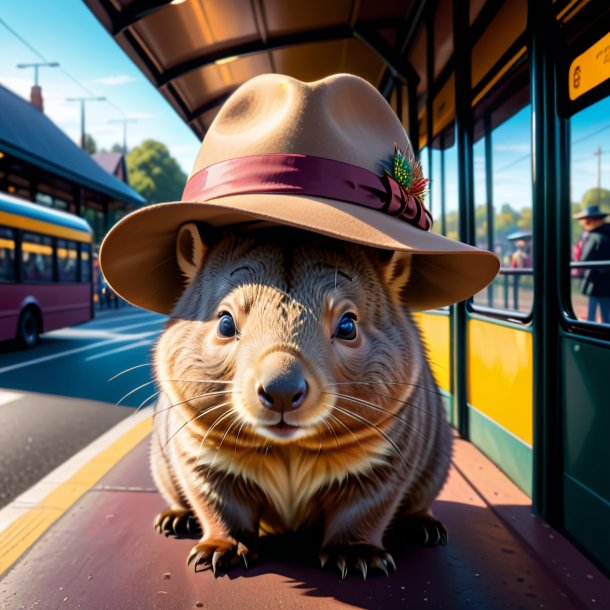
[335,313,357,341]
[217,312,237,338]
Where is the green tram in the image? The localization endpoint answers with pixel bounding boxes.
[1,0,608,607]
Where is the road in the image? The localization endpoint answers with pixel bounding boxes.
[0,307,166,508]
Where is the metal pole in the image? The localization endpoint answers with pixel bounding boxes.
[485,114,495,307]
[530,0,562,526]
[426,11,434,215]
[66,97,106,150]
[80,100,86,150]
[16,61,59,86]
[108,119,138,154]
[453,0,474,439]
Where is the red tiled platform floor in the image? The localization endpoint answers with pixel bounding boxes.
[1,437,608,609]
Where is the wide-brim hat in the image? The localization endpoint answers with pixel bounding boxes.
[573,204,608,220]
[100,73,499,314]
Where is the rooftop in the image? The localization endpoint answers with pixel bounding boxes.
[0,85,145,207]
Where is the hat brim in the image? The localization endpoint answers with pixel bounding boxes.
[100,194,500,314]
[573,212,608,219]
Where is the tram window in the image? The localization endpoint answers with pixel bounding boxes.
[0,226,16,282]
[472,104,533,315]
[427,127,457,238]
[80,244,91,283]
[21,232,54,283]
[57,239,78,282]
[569,96,610,325]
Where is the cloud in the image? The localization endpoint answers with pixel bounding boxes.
[494,143,531,154]
[93,74,137,86]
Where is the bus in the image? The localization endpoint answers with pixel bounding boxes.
[0,193,93,347]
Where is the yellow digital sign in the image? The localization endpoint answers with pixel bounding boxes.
[569,31,610,101]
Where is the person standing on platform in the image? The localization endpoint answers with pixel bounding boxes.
[573,205,610,323]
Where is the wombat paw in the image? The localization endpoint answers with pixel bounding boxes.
[319,544,396,581]
[187,539,256,575]
[401,514,448,547]
[154,506,201,537]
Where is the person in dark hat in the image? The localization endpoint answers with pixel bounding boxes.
[573,204,610,323]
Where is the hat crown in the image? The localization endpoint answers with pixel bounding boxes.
[190,73,410,178]
[574,204,608,219]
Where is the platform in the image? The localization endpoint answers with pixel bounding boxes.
[0,416,608,610]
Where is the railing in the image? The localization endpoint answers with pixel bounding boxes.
[474,261,610,318]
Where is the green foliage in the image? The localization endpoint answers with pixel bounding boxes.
[580,187,610,212]
[126,139,187,203]
[444,202,534,254]
[100,143,124,154]
[85,133,97,154]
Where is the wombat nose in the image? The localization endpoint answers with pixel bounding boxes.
[256,369,308,413]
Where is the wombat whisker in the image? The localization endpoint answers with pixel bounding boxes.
[233,420,248,456]
[158,378,237,386]
[194,407,237,475]
[198,406,238,455]
[331,404,408,467]
[327,411,371,465]
[118,379,235,410]
[205,414,242,475]
[153,390,237,418]
[134,389,163,414]
[116,379,157,407]
[108,362,151,382]
[321,416,349,472]
[165,400,233,448]
[327,380,445,398]
[326,388,446,424]
[331,392,453,464]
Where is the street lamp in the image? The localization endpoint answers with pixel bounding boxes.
[16,61,59,86]
[108,118,138,154]
[66,96,106,150]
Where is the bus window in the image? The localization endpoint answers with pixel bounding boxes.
[569,96,610,325]
[0,226,16,282]
[57,239,78,282]
[21,232,54,283]
[80,243,91,283]
[472,103,533,315]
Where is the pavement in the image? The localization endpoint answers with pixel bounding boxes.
[0,307,166,509]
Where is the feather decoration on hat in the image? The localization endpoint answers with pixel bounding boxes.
[387,144,429,205]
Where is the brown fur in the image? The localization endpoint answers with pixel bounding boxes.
[151,225,452,577]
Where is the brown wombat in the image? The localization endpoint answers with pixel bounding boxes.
[151,224,452,580]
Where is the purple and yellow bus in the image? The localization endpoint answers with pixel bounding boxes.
[0,193,93,347]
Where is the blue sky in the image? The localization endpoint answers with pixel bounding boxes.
[1,2,608,203]
[0,2,200,174]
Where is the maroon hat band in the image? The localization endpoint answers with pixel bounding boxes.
[182,153,432,232]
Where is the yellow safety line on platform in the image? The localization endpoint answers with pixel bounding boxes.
[0,415,152,575]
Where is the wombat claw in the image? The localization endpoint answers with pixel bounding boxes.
[154,507,200,536]
[402,515,448,547]
[319,545,396,581]
[187,540,254,575]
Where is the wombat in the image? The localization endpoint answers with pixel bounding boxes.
[150,224,452,580]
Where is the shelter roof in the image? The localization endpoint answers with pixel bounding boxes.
[0,85,145,207]
[83,0,428,140]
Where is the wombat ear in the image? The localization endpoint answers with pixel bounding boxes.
[381,250,413,300]
[176,223,206,282]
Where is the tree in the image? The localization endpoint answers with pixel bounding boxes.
[126,140,187,203]
[85,133,97,154]
[100,143,123,154]
[580,187,610,212]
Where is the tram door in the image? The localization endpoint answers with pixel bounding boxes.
[555,21,610,573]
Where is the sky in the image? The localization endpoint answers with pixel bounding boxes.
[0,1,200,175]
[0,2,608,204]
